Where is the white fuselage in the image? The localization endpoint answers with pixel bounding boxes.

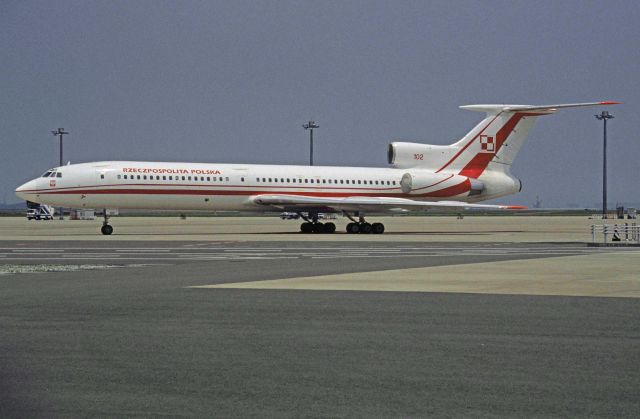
[15,161,518,212]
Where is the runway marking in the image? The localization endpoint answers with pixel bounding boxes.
[0,245,637,263]
[191,253,640,298]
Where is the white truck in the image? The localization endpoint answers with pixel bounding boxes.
[26,205,54,220]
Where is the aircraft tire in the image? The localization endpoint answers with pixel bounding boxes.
[300,222,313,233]
[323,222,336,233]
[101,225,113,235]
[360,223,372,234]
[346,222,359,234]
[372,223,385,234]
[312,222,325,233]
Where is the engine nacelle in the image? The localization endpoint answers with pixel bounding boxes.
[400,171,485,197]
[388,142,456,170]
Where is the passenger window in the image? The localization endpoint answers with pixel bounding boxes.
[322,179,326,184]
[137,175,141,180]
[340,180,344,184]
[100,174,105,179]
[287,178,290,183]
[207,177,211,181]
[392,181,396,185]
[181,176,185,181]
[143,175,147,180]
[241,177,245,182]
[225,177,229,181]
[169,176,173,180]
[117,175,121,180]
[305,179,308,183]
[163,176,166,180]
[123,175,127,180]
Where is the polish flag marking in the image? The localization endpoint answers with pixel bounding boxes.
[480,135,495,153]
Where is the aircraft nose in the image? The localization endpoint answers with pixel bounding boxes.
[15,179,38,200]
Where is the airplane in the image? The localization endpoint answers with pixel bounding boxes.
[15,101,620,235]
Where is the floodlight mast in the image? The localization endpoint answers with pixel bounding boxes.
[302,121,319,166]
[51,128,69,219]
[594,111,614,219]
[51,128,69,167]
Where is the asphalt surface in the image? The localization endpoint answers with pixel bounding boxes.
[1,240,639,417]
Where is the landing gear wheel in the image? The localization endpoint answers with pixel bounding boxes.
[101,224,113,235]
[360,223,372,234]
[347,222,360,234]
[312,222,325,233]
[300,222,313,233]
[323,222,336,234]
[371,223,385,234]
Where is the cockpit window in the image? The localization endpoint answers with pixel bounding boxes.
[41,171,53,177]
[56,172,62,178]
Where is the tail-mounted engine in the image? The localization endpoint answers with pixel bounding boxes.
[399,171,484,197]
[388,142,456,171]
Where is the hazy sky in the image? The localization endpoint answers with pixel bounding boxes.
[2,0,638,207]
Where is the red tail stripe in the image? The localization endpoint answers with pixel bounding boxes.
[458,113,526,178]
[435,113,501,173]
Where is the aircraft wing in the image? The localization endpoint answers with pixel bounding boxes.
[251,194,526,213]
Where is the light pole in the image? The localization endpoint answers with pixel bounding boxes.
[302,121,319,165]
[51,128,69,219]
[594,111,613,219]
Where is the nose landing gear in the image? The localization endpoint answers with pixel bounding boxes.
[100,209,113,235]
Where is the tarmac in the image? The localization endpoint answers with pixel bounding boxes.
[0,215,639,417]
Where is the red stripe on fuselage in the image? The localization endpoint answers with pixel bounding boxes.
[34,183,470,199]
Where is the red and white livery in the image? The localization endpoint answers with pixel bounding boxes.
[16,101,620,234]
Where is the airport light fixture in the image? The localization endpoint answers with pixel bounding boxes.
[302,120,319,166]
[594,111,614,219]
[51,128,69,219]
[51,128,69,167]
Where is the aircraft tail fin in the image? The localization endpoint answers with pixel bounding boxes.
[441,101,621,177]
[388,101,621,176]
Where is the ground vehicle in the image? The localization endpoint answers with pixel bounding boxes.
[26,205,54,220]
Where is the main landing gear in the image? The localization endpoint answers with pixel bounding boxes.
[344,212,385,234]
[298,212,336,234]
[100,209,113,235]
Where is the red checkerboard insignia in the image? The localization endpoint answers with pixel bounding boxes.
[480,135,495,153]
[49,179,56,187]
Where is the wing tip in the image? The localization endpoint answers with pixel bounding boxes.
[600,101,623,105]
[505,205,528,210]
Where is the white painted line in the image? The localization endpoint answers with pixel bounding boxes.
[116,249,171,252]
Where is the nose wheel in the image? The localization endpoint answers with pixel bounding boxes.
[100,209,113,235]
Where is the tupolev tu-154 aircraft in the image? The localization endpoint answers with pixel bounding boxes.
[16,101,620,235]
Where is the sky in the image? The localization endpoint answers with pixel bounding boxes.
[1,0,639,208]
